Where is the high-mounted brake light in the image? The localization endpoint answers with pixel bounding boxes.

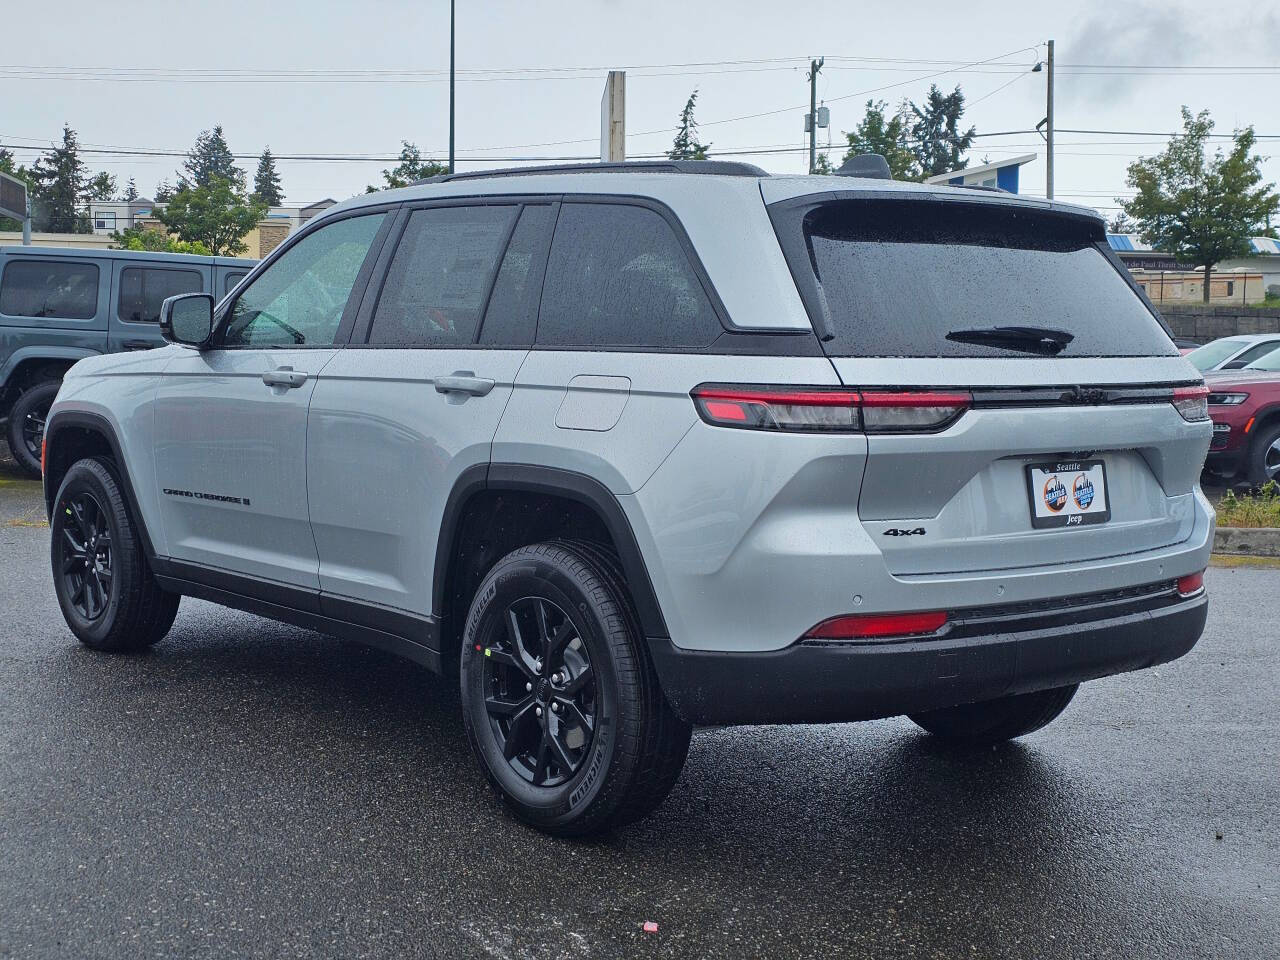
[1171,384,1210,423]
[691,386,970,434]
[804,611,949,640]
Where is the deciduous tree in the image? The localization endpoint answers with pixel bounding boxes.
[366,142,447,192]
[1122,107,1280,302]
[157,175,264,256]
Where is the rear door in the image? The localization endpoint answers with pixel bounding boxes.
[153,210,392,589]
[306,200,551,616]
[109,258,208,353]
[767,193,1209,575]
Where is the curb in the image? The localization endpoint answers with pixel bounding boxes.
[1213,526,1280,558]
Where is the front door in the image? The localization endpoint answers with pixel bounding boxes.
[153,210,392,589]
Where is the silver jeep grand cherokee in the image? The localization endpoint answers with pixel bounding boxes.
[42,160,1213,835]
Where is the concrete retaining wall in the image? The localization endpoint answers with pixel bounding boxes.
[1160,306,1280,341]
[1213,526,1280,557]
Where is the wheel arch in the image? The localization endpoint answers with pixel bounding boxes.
[42,410,157,560]
[433,464,670,663]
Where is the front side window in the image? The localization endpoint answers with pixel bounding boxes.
[0,260,100,319]
[118,267,203,323]
[1187,338,1249,372]
[367,205,516,346]
[222,213,385,347]
[536,203,721,348]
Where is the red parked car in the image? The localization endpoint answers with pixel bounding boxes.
[1204,352,1280,485]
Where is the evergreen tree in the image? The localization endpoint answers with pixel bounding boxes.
[121,178,140,202]
[87,171,117,202]
[1122,107,1279,302]
[252,147,284,206]
[180,125,244,190]
[366,142,447,193]
[154,180,175,203]
[908,85,976,179]
[840,100,919,180]
[29,126,92,232]
[668,89,711,160]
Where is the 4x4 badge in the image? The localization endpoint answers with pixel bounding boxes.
[883,527,926,537]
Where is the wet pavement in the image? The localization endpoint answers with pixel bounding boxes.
[0,449,1277,959]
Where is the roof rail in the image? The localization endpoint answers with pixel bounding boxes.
[415,159,770,185]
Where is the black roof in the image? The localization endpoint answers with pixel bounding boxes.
[416,160,770,185]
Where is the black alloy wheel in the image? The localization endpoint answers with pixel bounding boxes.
[58,491,114,621]
[480,595,596,787]
[21,400,48,464]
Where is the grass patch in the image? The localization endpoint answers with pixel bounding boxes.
[1215,482,1280,528]
[1210,553,1280,569]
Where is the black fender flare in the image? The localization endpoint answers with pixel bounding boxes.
[42,410,159,561]
[432,463,670,640]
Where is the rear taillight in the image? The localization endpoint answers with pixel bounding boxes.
[691,385,970,434]
[1172,384,1210,422]
[804,611,949,640]
[1176,571,1205,596]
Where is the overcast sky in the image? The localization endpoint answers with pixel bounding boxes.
[3,0,1277,220]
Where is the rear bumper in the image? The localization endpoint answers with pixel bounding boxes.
[649,582,1207,726]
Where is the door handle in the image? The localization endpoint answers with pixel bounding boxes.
[434,372,495,397]
[122,339,154,351]
[262,366,309,388]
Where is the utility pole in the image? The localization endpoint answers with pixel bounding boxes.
[1045,39,1055,200]
[448,0,456,175]
[807,57,824,174]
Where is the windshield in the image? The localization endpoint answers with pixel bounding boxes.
[1186,338,1249,372]
[773,198,1177,359]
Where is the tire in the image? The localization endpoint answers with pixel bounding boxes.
[50,458,180,652]
[459,541,692,836]
[1245,421,1280,488]
[908,684,1078,746]
[6,379,60,477]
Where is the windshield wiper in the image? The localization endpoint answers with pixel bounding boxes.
[946,325,1075,356]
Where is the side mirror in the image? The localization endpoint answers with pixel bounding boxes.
[159,293,215,348]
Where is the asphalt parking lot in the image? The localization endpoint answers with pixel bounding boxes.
[1,443,1277,959]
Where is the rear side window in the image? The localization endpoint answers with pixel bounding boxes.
[368,205,517,346]
[0,260,99,319]
[778,199,1177,358]
[118,267,203,323]
[536,202,720,348]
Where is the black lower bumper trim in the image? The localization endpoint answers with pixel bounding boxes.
[650,591,1208,726]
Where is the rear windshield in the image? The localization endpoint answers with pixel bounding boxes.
[1185,338,1248,371]
[778,199,1176,358]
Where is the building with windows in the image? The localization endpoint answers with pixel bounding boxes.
[923,153,1037,193]
[1108,234,1280,304]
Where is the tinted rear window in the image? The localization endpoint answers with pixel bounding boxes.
[0,259,99,319]
[537,202,720,348]
[782,199,1176,358]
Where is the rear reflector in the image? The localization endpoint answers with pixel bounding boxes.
[804,610,949,640]
[691,385,970,434]
[1176,571,1205,596]
[1171,384,1210,422]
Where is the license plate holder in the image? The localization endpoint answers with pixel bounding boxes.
[1025,459,1110,529]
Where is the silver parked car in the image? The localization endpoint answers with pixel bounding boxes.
[1185,334,1280,373]
[42,160,1213,835]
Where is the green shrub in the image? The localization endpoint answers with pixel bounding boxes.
[1216,482,1280,528]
